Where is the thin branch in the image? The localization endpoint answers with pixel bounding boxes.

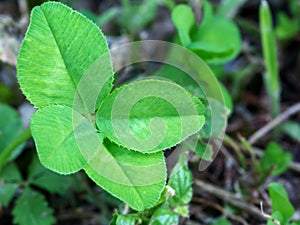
[248,103,300,145]
[122,204,130,215]
[194,179,266,220]
[260,201,280,225]
[193,197,249,225]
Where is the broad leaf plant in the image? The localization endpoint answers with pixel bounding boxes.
[17,2,205,210]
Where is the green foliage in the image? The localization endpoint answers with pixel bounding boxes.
[28,156,72,195]
[168,156,193,206]
[219,82,233,114]
[153,63,229,164]
[0,155,73,225]
[153,65,205,99]
[0,84,15,102]
[172,0,242,65]
[0,103,24,161]
[17,2,113,111]
[30,105,101,174]
[291,220,300,225]
[169,2,236,140]
[81,0,158,35]
[166,158,193,220]
[275,0,300,40]
[97,8,119,27]
[12,188,56,225]
[260,142,292,176]
[275,12,299,40]
[281,121,300,142]
[110,155,193,224]
[84,139,166,211]
[194,140,213,161]
[259,0,280,117]
[97,80,205,153]
[81,8,119,28]
[268,182,295,225]
[0,163,22,207]
[110,213,137,225]
[150,205,179,225]
[119,0,158,34]
[171,4,194,47]
[17,1,205,211]
[210,217,232,225]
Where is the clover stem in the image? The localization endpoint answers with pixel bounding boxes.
[0,128,32,172]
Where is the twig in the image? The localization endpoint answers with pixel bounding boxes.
[194,179,266,220]
[192,197,249,225]
[224,135,247,170]
[260,201,280,225]
[225,134,300,173]
[248,103,300,144]
[122,204,130,215]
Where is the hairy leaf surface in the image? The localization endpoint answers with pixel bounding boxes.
[97,80,205,153]
[17,2,113,113]
[31,105,101,174]
[84,140,166,211]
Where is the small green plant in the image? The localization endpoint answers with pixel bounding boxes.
[267,182,300,225]
[83,0,158,36]
[170,1,238,115]
[260,142,292,177]
[16,1,205,214]
[162,1,239,158]
[0,157,71,225]
[171,0,242,65]
[275,0,300,40]
[0,103,75,225]
[0,156,74,225]
[118,0,158,35]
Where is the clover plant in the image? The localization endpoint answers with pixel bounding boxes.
[260,142,292,176]
[16,1,205,211]
[171,1,242,65]
[170,1,237,117]
[0,154,75,225]
[275,0,300,40]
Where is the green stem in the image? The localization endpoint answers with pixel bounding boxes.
[0,128,32,172]
[259,0,280,118]
[223,135,247,170]
[239,135,260,173]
